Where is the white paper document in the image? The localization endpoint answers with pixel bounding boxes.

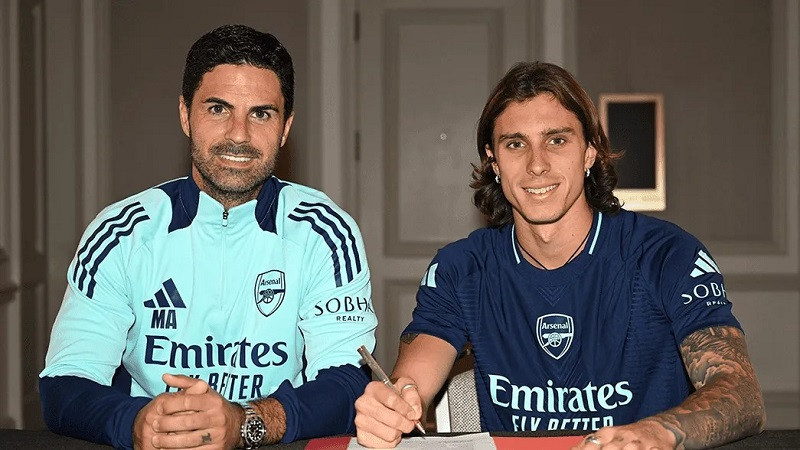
[347,432,496,449]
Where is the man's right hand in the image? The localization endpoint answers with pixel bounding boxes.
[354,377,423,448]
[132,374,209,450]
[133,394,166,450]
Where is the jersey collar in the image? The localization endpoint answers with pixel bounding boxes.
[510,211,604,266]
[159,175,287,233]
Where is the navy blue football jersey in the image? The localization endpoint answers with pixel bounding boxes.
[406,209,740,432]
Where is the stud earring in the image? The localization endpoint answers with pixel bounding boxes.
[495,175,501,184]
[585,168,591,178]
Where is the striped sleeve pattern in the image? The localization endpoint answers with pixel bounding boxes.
[288,201,363,287]
[71,202,150,299]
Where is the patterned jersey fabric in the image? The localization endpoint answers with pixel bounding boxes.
[406,209,739,432]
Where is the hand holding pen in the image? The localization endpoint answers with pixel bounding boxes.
[357,345,426,435]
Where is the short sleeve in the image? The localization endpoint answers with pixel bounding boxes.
[403,252,468,352]
[643,232,741,345]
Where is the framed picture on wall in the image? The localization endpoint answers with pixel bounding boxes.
[598,93,665,211]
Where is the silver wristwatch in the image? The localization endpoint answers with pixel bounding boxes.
[240,404,266,449]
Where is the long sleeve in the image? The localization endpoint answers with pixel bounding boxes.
[270,364,371,441]
[40,201,149,449]
[40,374,150,449]
[285,199,378,440]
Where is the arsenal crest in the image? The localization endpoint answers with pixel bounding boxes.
[254,270,286,318]
[536,313,574,360]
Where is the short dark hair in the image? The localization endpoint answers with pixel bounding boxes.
[182,24,294,119]
[471,61,621,226]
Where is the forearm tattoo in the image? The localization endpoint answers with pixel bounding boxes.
[649,326,765,449]
[400,333,420,344]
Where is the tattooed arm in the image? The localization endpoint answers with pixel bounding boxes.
[574,326,765,449]
[652,326,765,448]
[355,333,458,448]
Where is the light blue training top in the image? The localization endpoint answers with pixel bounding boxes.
[40,175,376,447]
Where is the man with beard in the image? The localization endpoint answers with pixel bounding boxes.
[39,25,377,450]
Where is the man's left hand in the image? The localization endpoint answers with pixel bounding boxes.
[571,420,678,450]
[149,374,243,449]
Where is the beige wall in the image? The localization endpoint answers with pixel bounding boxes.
[577,0,772,243]
[109,0,309,201]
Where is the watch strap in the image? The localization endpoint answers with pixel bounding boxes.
[240,404,266,449]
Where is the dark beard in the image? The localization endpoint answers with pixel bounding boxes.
[191,139,278,208]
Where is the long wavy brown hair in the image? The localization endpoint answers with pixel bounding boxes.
[471,61,621,227]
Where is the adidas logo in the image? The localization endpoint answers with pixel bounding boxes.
[420,263,438,288]
[143,278,186,308]
[690,250,720,278]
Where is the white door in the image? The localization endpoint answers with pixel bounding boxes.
[355,0,533,367]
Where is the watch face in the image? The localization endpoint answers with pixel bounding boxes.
[245,418,266,444]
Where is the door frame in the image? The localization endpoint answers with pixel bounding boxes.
[0,0,111,428]
[0,0,22,429]
[308,0,576,214]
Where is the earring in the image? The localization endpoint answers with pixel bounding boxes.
[585,168,591,178]
[495,175,501,184]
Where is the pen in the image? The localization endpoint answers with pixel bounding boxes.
[357,345,426,434]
